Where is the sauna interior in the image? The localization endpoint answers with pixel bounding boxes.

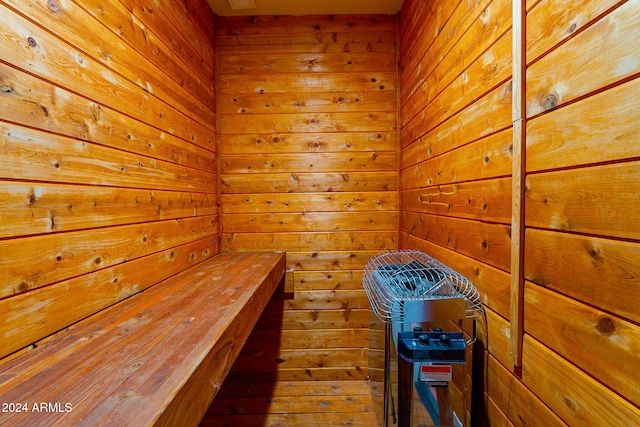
[0,0,638,425]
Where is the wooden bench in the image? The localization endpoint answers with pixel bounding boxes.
[0,251,286,426]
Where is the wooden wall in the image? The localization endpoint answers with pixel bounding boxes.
[206,14,398,425]
[0,0,218,360]
[399,0,639,425]
[3,0,638,424]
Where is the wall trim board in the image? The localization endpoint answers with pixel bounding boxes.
[510,0,527,369]
[215,14,224,250]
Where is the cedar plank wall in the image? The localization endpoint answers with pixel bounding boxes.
[204,14,398,425]
[399,0,639,426]
[0,0,218,360]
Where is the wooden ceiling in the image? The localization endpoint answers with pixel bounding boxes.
[207,0,404,16]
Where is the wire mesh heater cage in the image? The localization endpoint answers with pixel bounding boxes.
[362,249,483,328]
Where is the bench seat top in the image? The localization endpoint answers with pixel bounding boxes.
[0,251,286,426]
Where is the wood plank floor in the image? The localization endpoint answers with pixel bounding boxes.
[201,380,378,426]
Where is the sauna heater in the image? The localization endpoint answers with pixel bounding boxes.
[362,250,484,427]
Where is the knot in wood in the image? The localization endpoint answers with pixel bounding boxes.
[17,281,31,293]
[541,93,559,111]
[596,317,615,335]
[47,0,60,12]
[27,37,37,47]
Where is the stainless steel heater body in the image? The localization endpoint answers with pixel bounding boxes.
[363,250,484,427]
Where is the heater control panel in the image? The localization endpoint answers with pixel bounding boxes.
[397,330,466,363]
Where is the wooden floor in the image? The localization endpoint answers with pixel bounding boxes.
[201,380,378,426]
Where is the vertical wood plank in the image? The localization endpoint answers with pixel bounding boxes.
[510,0,526,369]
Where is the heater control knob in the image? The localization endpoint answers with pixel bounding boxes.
[418,334,429,346]
[439,334,451,346]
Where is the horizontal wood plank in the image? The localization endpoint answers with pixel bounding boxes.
[0,123,215,192]
[240,329,368,351]
[219,51,396,74]
[288,270,363,291]
[222,191,397,213]
[277,289,370,311]
[398,0,450,81]
[219,91,397,115]
[401,0,511,124]
[485,308,512,370]
[225,366,368,383]
[223,231,396,252]
[222,211,397,233]
[221,152,397,174]
[526,0,626,65]
[221,171,397,193]
[0,61,216,169]
[0,4,214,145]
[220,112,397,134]
[487,355,568,426]
[232,347,367,370]
[402,81,512,156]
[3,0,216,129]
[524,282,639,404]
[0,237,218,359]
[103,0,215,94]
[401,128,513,181]
[220,72,397,94]
[217,380,372,398]
[1,0,223,424]
[285,250,382,271]
[484,393,510,426]
[208,394,373,416]
[526,0,640,118]
[525,161,640,239]
[202,412,377,427]
[219,132,396,154]
[124,0,216,74]
[218,14,397,36]
[0,182,216,239]
[219,31,397,47]
[0,216,217,299]
[526,77,640,172]
[401,178,512,224]
[401,212,512,272]
[522,334,640,426]
[219,42,396,54]
[254,309,370,331]
[524,228,640,324]
[403,29,512,132]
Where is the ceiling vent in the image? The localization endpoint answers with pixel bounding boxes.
[228,0,256,10]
